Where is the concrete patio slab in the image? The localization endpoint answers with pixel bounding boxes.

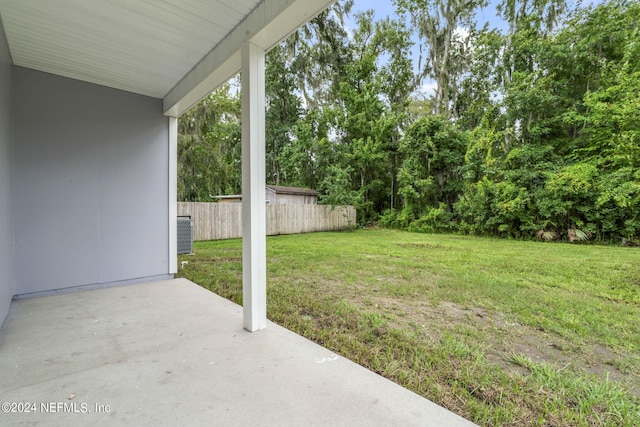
[0,278,476,426]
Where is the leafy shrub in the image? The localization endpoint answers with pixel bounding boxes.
[378,208,414,229]
[407,203,457,233]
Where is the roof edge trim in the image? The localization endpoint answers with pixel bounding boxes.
[163,0,335,117]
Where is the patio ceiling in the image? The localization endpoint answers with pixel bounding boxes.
[0,0,334,116]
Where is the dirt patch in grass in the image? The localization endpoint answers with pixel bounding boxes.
[396,242,451,250]
[353,295,639,397]
[316,256,640,399]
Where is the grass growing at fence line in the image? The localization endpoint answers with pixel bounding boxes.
[177,228,640,426]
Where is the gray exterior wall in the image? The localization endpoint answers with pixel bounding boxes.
[12,67,170,295]
[0,16,13,324]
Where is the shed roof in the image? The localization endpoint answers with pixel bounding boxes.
[266,185,319,196]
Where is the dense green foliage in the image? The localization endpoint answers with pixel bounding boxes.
[178,0,640,242]
[178,81,241,201]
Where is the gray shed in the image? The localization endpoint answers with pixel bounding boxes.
[265,185,319,205]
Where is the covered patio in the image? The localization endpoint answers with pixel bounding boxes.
[1,0,330,332]
[0,278,475,426]
[0,1,475,425]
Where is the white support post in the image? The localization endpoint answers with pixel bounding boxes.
[241,42,267,332]
[169,116,178,275]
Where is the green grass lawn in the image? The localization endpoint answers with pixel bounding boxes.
[177,228,640,426]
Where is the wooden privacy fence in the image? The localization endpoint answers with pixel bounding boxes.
[178,202,356,241]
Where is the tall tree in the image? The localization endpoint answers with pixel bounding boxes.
[265,45,302,185]
[496,0,567,149]
[329,10,398,220]
[398,116,468,214]
[177,82,241,201]
[378,17,415,209]
[395,0,486,117]
[287,0,354,109]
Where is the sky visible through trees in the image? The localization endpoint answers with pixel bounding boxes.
[178,0,639,243]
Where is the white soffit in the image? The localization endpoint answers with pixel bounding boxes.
[163,0,335,116]
[0,0,335,116]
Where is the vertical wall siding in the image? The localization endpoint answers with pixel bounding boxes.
[12,68,170,295]
[0,16,13,324]
[178,203,356,241]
